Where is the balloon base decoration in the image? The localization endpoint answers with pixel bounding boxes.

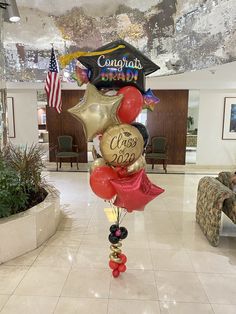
[108,207,128,278]
[62,39,165,279]
[109,242,127,278]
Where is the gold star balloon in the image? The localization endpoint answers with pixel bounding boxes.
[68,83,123,140]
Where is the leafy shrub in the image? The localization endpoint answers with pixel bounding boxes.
[0,165,28,217]
[0,144,48,218]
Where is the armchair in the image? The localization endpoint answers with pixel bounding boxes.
[196,172,236,246]
[145,136,168,173]
[55,135,80,171]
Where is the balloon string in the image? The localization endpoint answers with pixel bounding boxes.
[110,201,119,225]
[108,201,127,226]
[115,207,119,225]
[108,202,127,226]
[119,210,127,225]
[59,44,125,68]
[117,207,120,226]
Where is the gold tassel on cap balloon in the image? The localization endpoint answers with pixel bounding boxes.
[59,45,125,68]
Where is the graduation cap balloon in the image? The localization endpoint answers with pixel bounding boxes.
[78,40,160,93]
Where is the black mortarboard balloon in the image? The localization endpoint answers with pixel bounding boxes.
[131,122,149,148]
[78,39,160,92]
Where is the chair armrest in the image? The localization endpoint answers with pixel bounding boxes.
[196,176,233,246]
[196,176,232,221]
[197,176,233,207]
[145,145,152,154]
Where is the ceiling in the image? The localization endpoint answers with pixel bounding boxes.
[1,0,236,83]
[16,0,160,16]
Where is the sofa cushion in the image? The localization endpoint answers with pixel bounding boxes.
[223,196,236,223]
[217,172,234,190]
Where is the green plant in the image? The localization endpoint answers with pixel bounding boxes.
[0,144,48,218]
[187,116,194,131]
[0,165,28,217]
[3,144,45,192]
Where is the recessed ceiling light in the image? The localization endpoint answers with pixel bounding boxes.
[5,0,20,23]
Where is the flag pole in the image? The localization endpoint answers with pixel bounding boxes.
[45,42,62,114]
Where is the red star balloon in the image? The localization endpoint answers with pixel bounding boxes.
[110,169,164,212]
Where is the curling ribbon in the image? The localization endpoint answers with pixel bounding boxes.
[59,44,125,68]
[109,242,122,263]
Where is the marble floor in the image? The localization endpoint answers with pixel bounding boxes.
[1,170,236,313]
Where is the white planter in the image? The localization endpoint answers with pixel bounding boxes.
[0,188,61,264]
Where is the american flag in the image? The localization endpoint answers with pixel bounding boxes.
[45,47,62,113]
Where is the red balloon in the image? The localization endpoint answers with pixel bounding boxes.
[118,263,127,273]
[112,269,120,278]
[109,260,119,270]
[117,86,143,124]
[90,166,118,200]
[118,254,127,264]
[111,169,165,211]
[113,166,128,178]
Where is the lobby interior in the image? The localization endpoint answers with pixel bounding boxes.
[1,1,236,314]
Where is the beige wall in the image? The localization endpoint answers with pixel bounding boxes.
[7,89,38,146]
[197,90,236,166]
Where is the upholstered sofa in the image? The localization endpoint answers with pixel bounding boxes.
[196,172,236,246]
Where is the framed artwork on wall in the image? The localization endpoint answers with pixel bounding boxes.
[6,97,16,138]
[222,97,236,140]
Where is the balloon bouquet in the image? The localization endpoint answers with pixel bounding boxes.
[60,40,164,278]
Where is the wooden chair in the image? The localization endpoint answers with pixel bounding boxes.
[55,135,80,171]
[145,136,168,173]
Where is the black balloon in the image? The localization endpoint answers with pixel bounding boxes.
[120,227,128,240]
[108,233,120,244]
[78,39,160,92]
[109,224,119,233]
[131,122,149,148]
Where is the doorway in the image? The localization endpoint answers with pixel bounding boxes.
[37,90,49,160]
[186,90,200,164]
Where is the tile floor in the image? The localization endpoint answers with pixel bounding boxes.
[1,170,236,313]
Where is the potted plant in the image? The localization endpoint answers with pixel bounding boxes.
[0,143,61,264]
[187,116,194,131]
[0,144,48,217]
